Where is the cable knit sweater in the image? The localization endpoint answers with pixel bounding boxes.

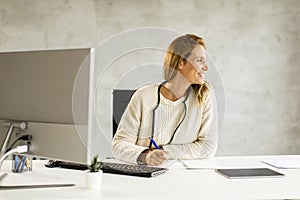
[112,84,218,164]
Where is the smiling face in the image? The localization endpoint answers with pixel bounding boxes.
[163,34,207,85]
[178,45,208,84]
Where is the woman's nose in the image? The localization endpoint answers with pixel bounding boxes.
[201,62,208,71]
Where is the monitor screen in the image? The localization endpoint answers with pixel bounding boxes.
[0,49,89,124]
[0,48,92,163]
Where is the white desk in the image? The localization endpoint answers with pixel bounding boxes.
[1,155,300,200]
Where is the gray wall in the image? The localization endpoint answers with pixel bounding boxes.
[0,0,299,156]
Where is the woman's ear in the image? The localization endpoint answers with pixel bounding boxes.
[178,61,184,70]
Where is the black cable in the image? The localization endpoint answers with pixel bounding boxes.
[5,134,32,153]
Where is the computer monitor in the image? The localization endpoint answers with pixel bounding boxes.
[0,48,93,163]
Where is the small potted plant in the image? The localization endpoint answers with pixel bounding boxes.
[86,155,104,190]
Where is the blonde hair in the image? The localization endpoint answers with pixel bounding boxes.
[163,34,210,105]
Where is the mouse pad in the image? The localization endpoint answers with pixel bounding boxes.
[215,168,284,179]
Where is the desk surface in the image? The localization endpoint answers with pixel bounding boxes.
[1,155,300,200]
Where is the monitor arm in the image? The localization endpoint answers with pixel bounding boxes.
[0,122,27,158]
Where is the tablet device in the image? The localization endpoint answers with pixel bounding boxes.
[215,168,284,179]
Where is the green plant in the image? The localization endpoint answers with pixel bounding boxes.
[88,155,103,172]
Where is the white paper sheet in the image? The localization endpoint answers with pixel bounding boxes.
[261,159,300,169]
[0,171,75,188]
[178,159,218,169]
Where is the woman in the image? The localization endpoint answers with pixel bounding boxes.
[112,34,218,166]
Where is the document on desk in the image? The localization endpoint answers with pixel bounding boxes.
[261,159,300,169]
[178,159,218,169]
[0,171,75,189]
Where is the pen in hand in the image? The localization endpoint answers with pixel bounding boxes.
[149,137,161,150]
[145,137,169,166]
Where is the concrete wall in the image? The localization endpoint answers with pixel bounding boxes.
[0,0,299,156]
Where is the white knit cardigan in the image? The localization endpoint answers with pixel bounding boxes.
[112,84,218,164]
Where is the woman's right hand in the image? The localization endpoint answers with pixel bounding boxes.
[145,149,169,166]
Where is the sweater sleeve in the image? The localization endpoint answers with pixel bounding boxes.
[162,90,219,159]
[112,91,149,164]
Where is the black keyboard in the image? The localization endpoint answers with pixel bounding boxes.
[45,160,168,177]
[102,162,168,177]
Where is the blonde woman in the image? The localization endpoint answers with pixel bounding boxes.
[112,34,218,166]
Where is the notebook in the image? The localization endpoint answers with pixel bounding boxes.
[215,168,284,179]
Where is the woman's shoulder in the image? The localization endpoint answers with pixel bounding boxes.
[127,84,159,110]
[129,83,159,104]
[134,83,158,96]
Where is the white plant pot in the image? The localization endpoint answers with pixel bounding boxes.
[85,170,103,190]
